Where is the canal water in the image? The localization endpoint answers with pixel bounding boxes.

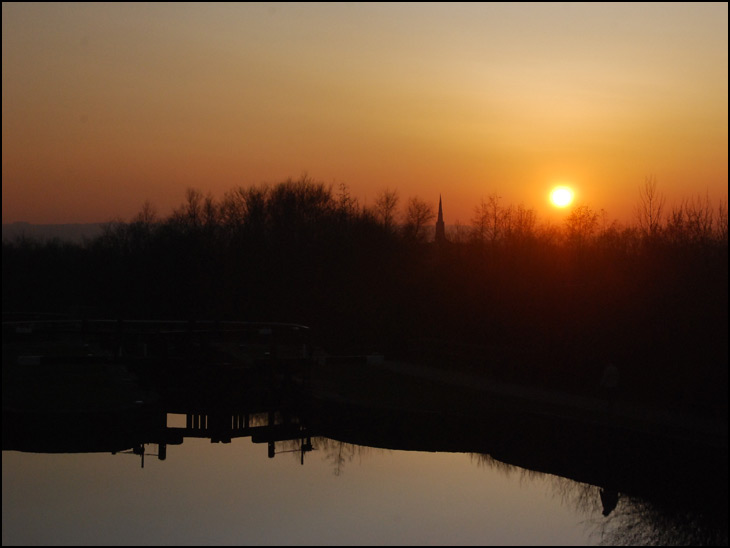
[2,321,726,545]
[2,427,722,546]
[2,436,611,545]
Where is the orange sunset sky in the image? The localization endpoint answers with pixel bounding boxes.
[2,2,727,225]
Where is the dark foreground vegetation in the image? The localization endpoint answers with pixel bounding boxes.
[3,177,727,418]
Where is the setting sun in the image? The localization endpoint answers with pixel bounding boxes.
[550,186,575,208]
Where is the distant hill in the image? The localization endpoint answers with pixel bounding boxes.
[2,222,106,244]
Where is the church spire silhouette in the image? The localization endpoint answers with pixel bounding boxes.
[435,194,446,243]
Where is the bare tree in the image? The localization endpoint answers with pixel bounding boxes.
[716,199,728,242]
[202,193,219,228]
[471,197,490,242]
[267,176,335,230]
[665,193,723,245]
[509,203,537,241]
[402,196,435,242]
[536,221,562,247]
[664,201,687,244]
[684,192,714,243]
[450,219,471,244]
[243,185,270,229]
[220,187,247,228]
[133,200,158,225]
[636,175,665,238]
[373,188,400,229]
[172,188,205,228]
[336,182,359,216]
[471,193,507,244]
[565,204,599,248]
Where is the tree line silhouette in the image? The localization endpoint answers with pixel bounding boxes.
[2,176,727,415]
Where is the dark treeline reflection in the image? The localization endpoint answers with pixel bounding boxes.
[4,378,725,546]
[2,308,726,546]
[2,176,728,412]
[470,454,728,547]
[470,455,728,547]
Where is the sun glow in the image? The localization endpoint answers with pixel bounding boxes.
[550,186,574,208]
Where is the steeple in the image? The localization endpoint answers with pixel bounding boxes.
[435,194,446,243]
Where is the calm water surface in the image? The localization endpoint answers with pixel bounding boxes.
[3,434,616,546]
[3,322,725,546]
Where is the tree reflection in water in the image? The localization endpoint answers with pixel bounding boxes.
[592,496,728,547]
[470,453,728,546]
[275,437,375,476]
[316,438,377,476]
